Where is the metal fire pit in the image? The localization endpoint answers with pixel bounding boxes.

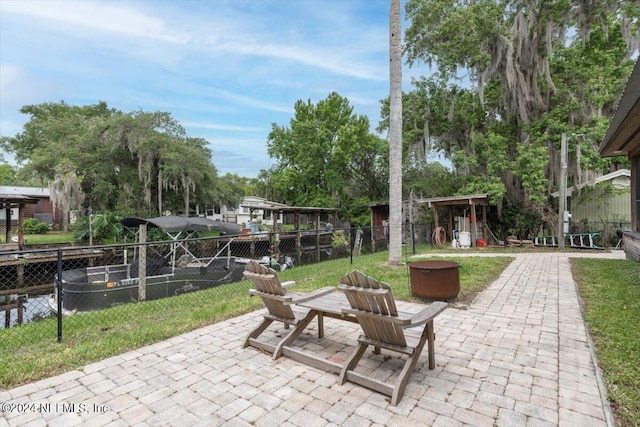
[409,260,461,300]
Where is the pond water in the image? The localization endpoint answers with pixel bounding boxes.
[2,293,55,329]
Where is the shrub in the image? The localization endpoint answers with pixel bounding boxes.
[23,218,49,234]
[74,210,124,244]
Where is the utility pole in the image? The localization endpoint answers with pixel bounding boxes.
[88,207,93,247]
[558,133,567,249]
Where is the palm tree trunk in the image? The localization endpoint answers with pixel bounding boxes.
[389,0,403,264]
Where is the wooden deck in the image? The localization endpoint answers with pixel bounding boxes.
[0,247,104,267]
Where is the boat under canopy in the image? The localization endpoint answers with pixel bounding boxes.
[51,216,245,313]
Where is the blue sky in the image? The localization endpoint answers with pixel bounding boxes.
[1,0,427,178]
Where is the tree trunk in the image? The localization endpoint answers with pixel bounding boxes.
[182,174,190,217]
[157,169,163,215]
[388,0,403,264]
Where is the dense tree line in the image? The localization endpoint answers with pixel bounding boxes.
[0,95,459,230]
[1,101,244,230]
[378,0,638,236]
[2,0,637,237]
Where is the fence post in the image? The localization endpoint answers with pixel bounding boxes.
[371,226,375,252]
[350,228,353,264]
[57,248,62,343]
[139,224,147,301]
[411,223,416,255]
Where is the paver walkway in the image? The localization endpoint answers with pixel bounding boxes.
[0,251,625,426]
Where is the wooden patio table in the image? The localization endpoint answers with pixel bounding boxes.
[277,292,444,375]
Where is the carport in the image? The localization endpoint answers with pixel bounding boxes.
[0,194,39,249]
[417,194,489,247]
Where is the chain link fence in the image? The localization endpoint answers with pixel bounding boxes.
[0,224,436,353]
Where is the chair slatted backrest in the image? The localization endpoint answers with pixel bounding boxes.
[339,270,406,347]
[244,261,294,320]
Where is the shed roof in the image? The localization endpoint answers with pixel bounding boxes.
[599,58,640,157]
[0,194,40,209]
[415,194,490,208]
[370,194,490,208]
[242,205,340,214]
[0,186,49,198]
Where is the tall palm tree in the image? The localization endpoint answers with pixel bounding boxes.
[388,0,403,264]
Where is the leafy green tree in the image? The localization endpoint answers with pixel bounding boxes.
[397,0,638,233]
[0,162,17,185]
[73,211,123,244]
[266,92,386,221]
[159,136,215,217]
[346,133,389,203]
[50,158,85,231]
[404,160,461,202]
[2,101,228,224]
[213,173,246,210]
[0,101,117,163]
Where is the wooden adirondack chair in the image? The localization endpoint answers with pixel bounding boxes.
[337,270,448,406]
[243,260,334,359]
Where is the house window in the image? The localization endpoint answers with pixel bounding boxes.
[37,200,43,213]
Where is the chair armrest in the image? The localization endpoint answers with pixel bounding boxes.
[341,307,411,325]
[406,301,448,328]
[290,287,335,303]
[248,289,294,303]
[281,281,296,289]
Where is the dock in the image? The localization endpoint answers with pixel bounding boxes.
[0,246,104,327]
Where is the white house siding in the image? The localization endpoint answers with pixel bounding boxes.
[559,170,632,233]
[203,196,285,227]
[571,190,631,227]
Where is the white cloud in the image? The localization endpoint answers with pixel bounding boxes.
[207,137,267,152]
[0,0,402,177]
[217,40,386,82]
[0,64,21,90]
[0,0,188,43]
[1,0,386,81]
[204,88,292,113]
[181,121,264,133]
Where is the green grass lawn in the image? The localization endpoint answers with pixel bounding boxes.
[0,247,512,389]
[23,231,75,245]
[572,258,640,427]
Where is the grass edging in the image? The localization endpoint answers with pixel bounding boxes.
[572,258,640,427]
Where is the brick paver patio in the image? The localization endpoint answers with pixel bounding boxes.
[0,251,624,426]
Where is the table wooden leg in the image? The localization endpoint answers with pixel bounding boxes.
[427,321,435,369]
[318,312,324,338]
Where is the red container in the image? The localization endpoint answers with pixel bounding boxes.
[409,260,460,300]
